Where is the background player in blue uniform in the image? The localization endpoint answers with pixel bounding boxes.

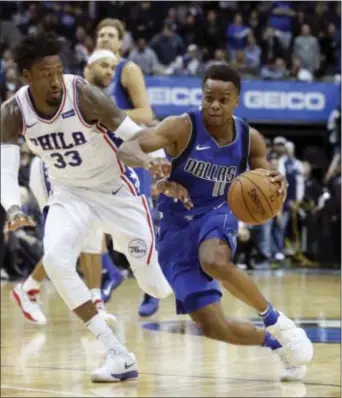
[96,18,160,316]
[118,64,313,381]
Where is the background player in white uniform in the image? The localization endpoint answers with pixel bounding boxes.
[0,34,171,382]
[11,50,119,326]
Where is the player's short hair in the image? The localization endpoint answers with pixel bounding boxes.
[96,18,125,40]
[203,64,241,94]
[13,33,61,73]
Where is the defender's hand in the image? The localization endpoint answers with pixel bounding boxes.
[156,180,194,210]
[5,205,36,233]
[144,158,171,179]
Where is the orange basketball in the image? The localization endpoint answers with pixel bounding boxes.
[228,169,284,224]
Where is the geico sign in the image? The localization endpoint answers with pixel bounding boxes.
[148,87,202,106]
[243,91,325,111]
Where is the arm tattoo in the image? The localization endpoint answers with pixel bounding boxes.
[0,98,23,144]
[76,79,126,131]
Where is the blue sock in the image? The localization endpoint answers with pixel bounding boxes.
[259,303,279,327]
[262,331,282,350]
[101,252,122,279]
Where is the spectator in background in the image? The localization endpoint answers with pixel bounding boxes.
[149,22,186,66]
[307,2,328,40]
[273,136,288,162]
[244,33,261,73]
[225,13,251,61]
[327,106,341,158]
[230,50,251,76]
[17,3,39,35]
[278,141,305,258]
[289,57,313,82]
[260,57,287,80]
[74,26,93,68]
[59,3,76,39]
[200,10,225,59]
[0,64,20,102]
[260,26,283,65]
[165,44,204,77]
[132,1,159,41]
[165,7,180,33]
[0,49,14,83]
[248,10,262,44]
[292,10,307,40]
[268,1,295,49]
[319,23,339,76]
[178,13,200,47]
[293,24,320,74]
[120,22,134,57]
[129,38,164,75]
[205,48,229,70]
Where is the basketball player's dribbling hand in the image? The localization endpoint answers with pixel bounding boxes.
[4,205,36,233]
[156,180,194,210]
[144,158,171,179]
[267,170,288,196]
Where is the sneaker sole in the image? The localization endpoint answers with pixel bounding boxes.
[91,370,138,382]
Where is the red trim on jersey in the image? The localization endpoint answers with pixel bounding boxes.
[25,81,67,124]
[96,123,107,134]
[15,95,27,136]
[100,125,138,196]
[73,77,93,128]
[103,133,124,173]
[121,174,137,196]
[141,195,154,265]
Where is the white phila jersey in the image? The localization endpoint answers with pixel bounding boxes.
[15,74,138,193]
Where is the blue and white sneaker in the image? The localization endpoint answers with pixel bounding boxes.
[91,351,138,382]
[101,274,124,303]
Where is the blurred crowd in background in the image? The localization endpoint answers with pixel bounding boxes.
[1,0,341,94]
[0,1,341,281]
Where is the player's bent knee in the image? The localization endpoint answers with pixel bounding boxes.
[200,255,233,280]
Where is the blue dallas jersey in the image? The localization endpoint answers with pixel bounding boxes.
[110,59,134,109]
[108,58,153,203]
[157,107,250,218]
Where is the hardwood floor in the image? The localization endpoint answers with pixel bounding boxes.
[1,270,340,397]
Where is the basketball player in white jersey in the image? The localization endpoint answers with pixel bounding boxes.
[1,34,172,382]
[11,50,119,326]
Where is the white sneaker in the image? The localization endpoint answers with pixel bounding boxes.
[91,351,138,382]
[94,299,117,327]
[275,347,307,382]
[10,283,47,325]
[267,312,313,366]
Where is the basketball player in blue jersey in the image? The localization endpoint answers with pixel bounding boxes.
[96,18,160,316]
[10,50,122,326]
[117,64,313,381]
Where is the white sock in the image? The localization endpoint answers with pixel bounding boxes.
[22,276,41,293]
[90,288,102,303]
[86,313,127,355]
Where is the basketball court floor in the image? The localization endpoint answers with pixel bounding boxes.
[1,269,340,397]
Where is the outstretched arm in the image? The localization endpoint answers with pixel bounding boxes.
[118,115,194,209]
[1,98,35,230]
[117,114,190,168]
[77,79,141,141]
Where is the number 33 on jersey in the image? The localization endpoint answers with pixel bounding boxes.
[15,75,126,189]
